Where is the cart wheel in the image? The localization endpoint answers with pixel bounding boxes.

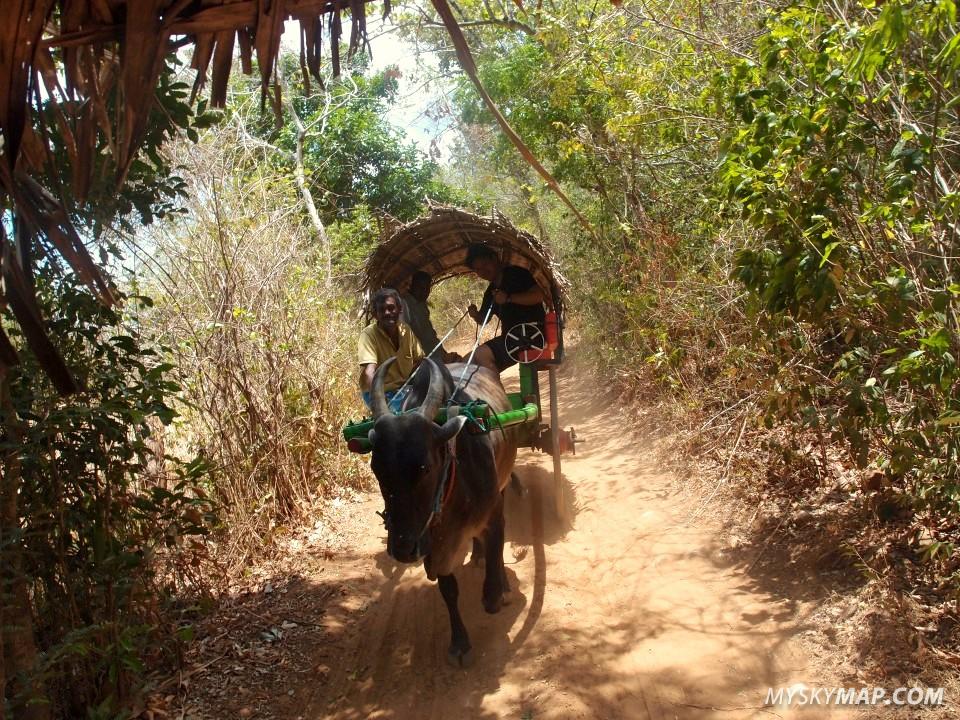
[504,323,546,364]
[548,367,567,522]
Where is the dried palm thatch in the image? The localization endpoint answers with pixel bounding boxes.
[0,0,381,393]
[364,206,568,312]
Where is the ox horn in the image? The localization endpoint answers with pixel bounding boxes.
[369,357,396,418]
[417,357,445,421]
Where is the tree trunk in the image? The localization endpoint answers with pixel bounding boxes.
[0,365,50,720]
[283,93,333,289]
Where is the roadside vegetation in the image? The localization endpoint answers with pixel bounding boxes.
[401,0,960,682]
[3,0,960,716]
[1,47,463,717]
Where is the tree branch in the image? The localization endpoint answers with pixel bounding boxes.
[282,84,334,289]
[429,0,597,237]
[421,16,536,35]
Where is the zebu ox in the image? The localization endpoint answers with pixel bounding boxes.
[367,357,518,667]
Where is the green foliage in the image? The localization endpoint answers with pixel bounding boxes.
[411,0,760,407]
[719,0,960,511]
[328,203,380,274]
[283,71,453,223]
[227,55,461,273]
[414,0,960,588]
[34,56,221,240]
[1,51,219,719]
[2,273,214,717]
[443,1,742,234]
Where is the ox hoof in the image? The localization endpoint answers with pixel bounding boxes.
[483,594,504,615]
[446,646,474,668]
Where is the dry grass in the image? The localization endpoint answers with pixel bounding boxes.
[134,138,371,570]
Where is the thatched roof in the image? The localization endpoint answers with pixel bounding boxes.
[364,206,568,311]
[1,0,380,393]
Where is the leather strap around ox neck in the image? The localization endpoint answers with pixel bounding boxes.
[432,437,457,523]
[440,440,457,511]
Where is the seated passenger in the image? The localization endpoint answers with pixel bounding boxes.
[358,288,424,412]
[464,243,545,374]
[400,270,460,363]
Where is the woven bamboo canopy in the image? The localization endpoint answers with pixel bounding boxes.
[1,0,380,393]
[364,206,568,311]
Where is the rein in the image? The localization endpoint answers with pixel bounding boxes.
[412,438,457,557]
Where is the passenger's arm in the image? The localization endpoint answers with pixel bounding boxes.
[419,318,442,355]
[359,363,377,391]
[470,287,493,323]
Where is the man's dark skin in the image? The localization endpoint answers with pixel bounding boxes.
[467,254,544,373]
[360,294,411,391]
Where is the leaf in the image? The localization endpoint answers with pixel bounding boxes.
[936,411,960,428]
[935,31,960,71]
[820,241,840,267]
[920,329,951,352]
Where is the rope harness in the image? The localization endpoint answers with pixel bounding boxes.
[387,307,471,403]
[414,437,458,555]
[451,304,494,400]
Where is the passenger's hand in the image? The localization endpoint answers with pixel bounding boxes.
[468,303,480,322]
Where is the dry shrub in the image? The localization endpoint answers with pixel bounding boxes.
[138,139,369,567]
[569,220,764,419]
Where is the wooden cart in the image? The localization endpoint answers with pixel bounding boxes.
[344,207,576,518]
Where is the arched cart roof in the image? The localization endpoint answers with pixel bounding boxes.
[363,207,568,310]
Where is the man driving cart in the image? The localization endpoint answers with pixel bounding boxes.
[464,243,546,374]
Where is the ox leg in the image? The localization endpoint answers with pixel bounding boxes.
[470,537,485,566]
[482,494,507,614]
[510,471,527,497]
[438,574,473,667]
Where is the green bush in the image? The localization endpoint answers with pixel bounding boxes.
[2,273,214,718]
[719,0,960,512]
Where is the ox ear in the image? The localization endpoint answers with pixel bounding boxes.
[433,416,467,443]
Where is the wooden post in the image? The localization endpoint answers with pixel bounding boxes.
[548,367,566,522]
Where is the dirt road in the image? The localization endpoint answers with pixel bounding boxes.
[272,360,851,720]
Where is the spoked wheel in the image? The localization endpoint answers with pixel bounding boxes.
[504,323,546,365]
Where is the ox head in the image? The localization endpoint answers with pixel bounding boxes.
[367,357,467,563]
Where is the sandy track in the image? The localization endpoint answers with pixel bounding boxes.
[288,360,850,720]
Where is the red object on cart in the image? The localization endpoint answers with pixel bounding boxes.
[543,310,559,359]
